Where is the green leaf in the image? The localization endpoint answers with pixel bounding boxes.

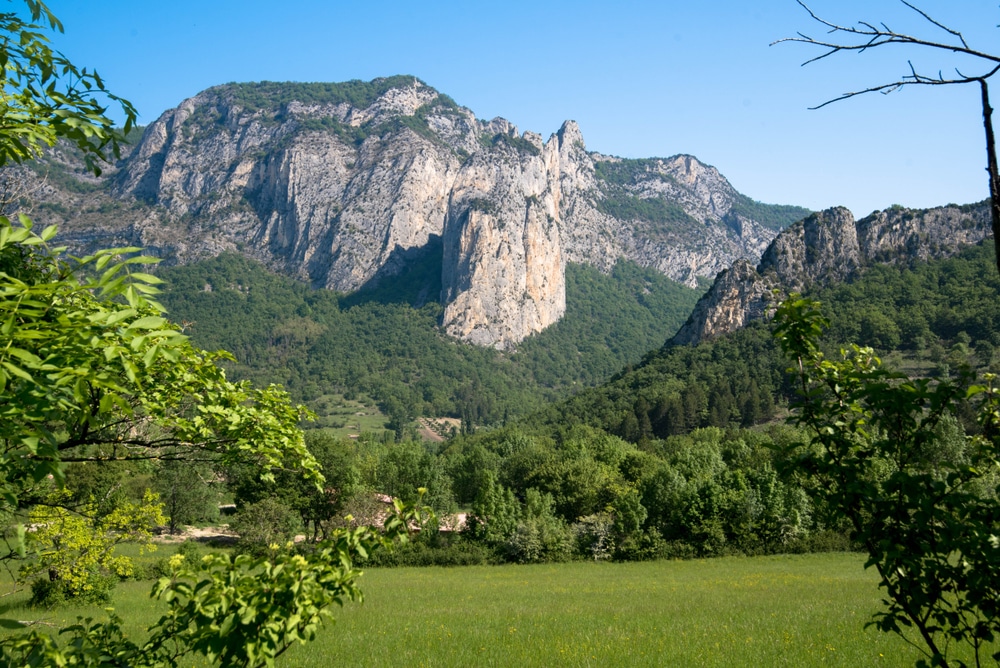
[1,360,33,382]
[127,315,167,330]
[128,271,164,285]
[39,223,57,241]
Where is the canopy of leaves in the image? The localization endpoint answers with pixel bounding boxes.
[774,295,1000,666]
[0,1,136,174]
[0,216,321,505]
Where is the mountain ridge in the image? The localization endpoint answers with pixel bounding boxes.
[670,201,993,346]
[28,76,810,348]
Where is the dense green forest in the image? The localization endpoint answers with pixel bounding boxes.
[149,238,1000,569]
[530,241,1000,445]
[158,254,702,427]
[362,240,1000,565]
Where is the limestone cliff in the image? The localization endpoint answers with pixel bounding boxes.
[30,76,811,348]
[440,124,570,349]
[670,203,993,345]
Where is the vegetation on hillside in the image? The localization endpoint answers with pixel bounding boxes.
[0,3,431,664]
[726,194,813,231]
[593,157,811,232]
[538,242,1000,445]
[290,241,999,571]
[3,0,996,662]
[596,194,699,232]
[218,76,426,113]
[157,254,702,426]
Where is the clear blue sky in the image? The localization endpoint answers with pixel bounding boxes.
[41,0,998,217]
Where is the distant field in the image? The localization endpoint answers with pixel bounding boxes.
[308,392,391,439]
[3,552,986,666]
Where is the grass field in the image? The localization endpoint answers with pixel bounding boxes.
[1,552,988,666]
[307,393,391,439]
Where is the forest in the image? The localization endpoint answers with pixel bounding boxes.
[156,252,702,428]
[44,241,1000,571]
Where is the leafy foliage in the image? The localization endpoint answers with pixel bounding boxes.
[0,1,136,174]
[153,459,220,535]
[21,490,164,604]
[0,217,432,662]
[0,218,320,523]
[774,295,1000,667]
[1,501,429,667]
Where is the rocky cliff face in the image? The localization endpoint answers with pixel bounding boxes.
[670,203,993,345]
[440,126,566,349]
[32,76,811,349]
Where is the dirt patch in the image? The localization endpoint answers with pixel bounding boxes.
[154,524,237,545]
[418,417,460,442]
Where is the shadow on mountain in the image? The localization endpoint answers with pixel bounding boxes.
[339,235,443,309]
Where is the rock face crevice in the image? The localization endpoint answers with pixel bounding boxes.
[42,76,811,348]
[670,203,993,346]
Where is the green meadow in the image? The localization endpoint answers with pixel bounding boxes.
[4,551,984,667]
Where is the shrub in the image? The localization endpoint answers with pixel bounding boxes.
[229,498,301,554]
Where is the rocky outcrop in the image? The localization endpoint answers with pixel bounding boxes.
[669,259,780,346]
[34,76,812,348]
[440,124,568,349]
[670,203,992,345]
[112,78,466,291]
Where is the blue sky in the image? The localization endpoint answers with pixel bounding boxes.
[41,0,998,217]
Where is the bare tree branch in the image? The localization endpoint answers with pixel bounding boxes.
[775,0,1000,277]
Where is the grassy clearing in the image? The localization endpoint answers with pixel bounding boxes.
[287,553,935,667]
[1,552,989,666]
[307,393,390,439]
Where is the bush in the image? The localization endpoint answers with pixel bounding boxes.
[784,529,856,555]
[28,578,65,608]
[229,498,301,554]
[29,571,117,607]
[362,536,493,567]
[141,541,210,581]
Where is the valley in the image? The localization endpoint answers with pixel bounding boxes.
[5,66,1000,667]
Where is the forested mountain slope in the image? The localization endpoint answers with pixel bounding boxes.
[158,253,701,426]
[671,202,991,345]
[524,240,1000,443]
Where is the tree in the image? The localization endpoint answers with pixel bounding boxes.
[20,490,164,605]
[0,1,136,174]
[0,218,320,523]
[0,186,430,668]
[153,458,220,535]
[1,503,426,667]
[776,1,1000,277]
[0,2,428,662]
[774,296,1000,667]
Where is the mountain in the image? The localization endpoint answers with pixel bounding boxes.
[670,201,993,345]
[28,76,810,349]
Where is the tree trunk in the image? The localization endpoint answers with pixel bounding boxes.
[980,79,1000,277]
